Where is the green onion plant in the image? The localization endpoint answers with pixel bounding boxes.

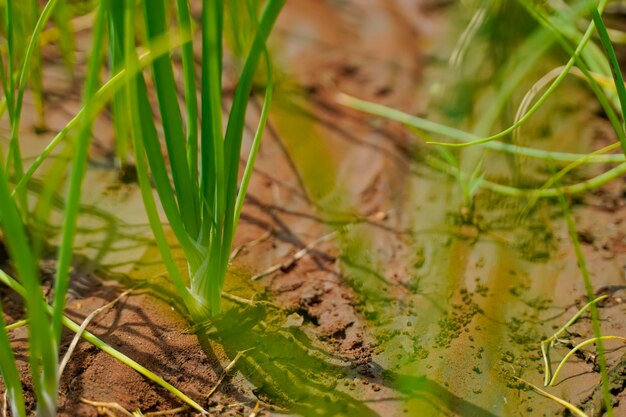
[118,0,284,322]
[0,0,104,414]
[0,0,209,414]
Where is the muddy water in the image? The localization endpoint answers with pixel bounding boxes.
[11,0,626,416]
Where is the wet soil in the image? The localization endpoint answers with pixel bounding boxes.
[4,0,626,416]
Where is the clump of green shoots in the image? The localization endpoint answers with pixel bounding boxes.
[0,1,105,415]
[119,0,285,321]
[0,0,211,414]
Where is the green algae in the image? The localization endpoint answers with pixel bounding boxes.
[265,79,568,415]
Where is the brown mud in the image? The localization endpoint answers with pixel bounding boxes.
[3,0,626,416]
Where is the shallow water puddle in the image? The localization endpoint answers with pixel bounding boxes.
[263,92,555,416]
[253,1,626,412]
[9,0,626,415]
[262,85,617,416]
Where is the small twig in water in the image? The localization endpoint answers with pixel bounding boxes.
[230,230,272,261]
[222,292,256,306]
[221,292,279,309]
[81,398,189,417]
[251,231,338,280]
[206,348,255,399]
[80,399,134,417]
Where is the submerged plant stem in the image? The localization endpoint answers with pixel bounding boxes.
[558,189,613,417]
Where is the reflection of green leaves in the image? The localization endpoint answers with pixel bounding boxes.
[388,371,499,417]
[202,304,379,416]
[436,147,484,210]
